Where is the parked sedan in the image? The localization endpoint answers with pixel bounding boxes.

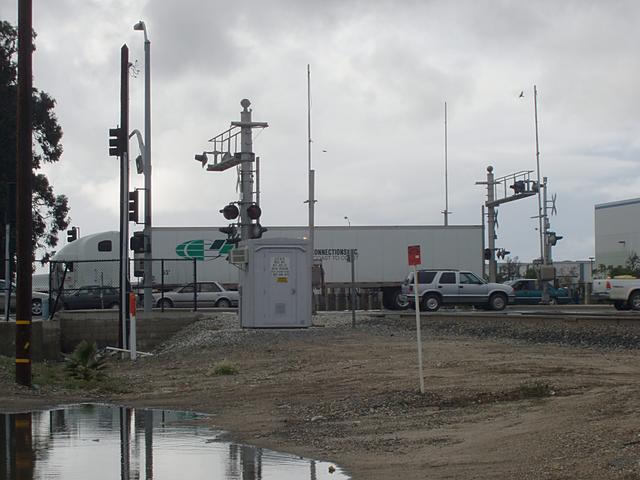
[505,279,572,305]
[153,281,239,309]
[62,286,120,310]
[0,279,49,316]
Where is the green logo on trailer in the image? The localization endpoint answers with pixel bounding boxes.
[175,239,234,261]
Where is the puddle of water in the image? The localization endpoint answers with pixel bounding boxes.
[0,404,350,480]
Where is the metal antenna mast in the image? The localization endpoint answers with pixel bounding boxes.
[443,101,450,226]
[533,85,551,304]
[306,64,316,305]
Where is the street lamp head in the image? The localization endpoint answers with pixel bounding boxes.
[133,20,149,42]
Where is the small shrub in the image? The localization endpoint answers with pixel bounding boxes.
[210,360,239,376]
[516,381,554,399]
[64,340,107,381]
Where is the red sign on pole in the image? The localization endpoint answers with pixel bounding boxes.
[408,245,421,266]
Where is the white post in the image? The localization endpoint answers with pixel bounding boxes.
[413,265,425,394]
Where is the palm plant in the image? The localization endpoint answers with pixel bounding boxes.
[64,340,107,380]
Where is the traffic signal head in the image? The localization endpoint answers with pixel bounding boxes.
[67,227,78,243]
[246,203,262,220]
[109,127,124,157]
[220,204,239,220]
[484,248,491,260]
[129,231,145,253]
[128,190,139,223]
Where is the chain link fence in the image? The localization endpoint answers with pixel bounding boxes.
[47,258,235,314]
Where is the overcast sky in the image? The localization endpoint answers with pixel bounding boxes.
[2,0,640,263]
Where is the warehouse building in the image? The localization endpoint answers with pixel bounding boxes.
[594,197,640,268]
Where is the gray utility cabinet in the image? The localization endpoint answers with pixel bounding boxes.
[239,238,312,328]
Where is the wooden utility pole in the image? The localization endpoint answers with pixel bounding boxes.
[15,0,33,386]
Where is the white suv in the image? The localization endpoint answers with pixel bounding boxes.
[401,269,514,312]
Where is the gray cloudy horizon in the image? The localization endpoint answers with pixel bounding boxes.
[2,0,640,264]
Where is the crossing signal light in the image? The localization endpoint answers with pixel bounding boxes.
[67,226,78,243]
[249,223,268,239]
[510,180,526,194]
[220,204,239,220]
[547,231,563,246]
[219,225,240,244]
[129,231,145,253]
[109,127,124,157]
[128,190,139,223]
[484,248,491,260]
[496,248,511,259]
[194,152,208,168]
[246,203,262,220]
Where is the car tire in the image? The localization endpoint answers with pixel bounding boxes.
[614,300,631,311]
[628,291,640,311]
[489,293,507,311]
[216,298,231,308]
[421,293,441,312]
[158,298,173,309]
[31,299,42,316]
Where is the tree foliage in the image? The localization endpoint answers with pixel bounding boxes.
[596,251,640,279]
[0,20,69,266]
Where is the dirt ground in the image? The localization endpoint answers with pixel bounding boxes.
[1,312,640,479]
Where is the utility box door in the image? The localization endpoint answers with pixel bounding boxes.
[241,238,311,328]
[259,249,298,326]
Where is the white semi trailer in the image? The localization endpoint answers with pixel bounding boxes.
[51,225,483,309]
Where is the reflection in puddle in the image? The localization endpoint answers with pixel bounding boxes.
[0,404,349,480]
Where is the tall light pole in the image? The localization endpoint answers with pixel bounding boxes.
[443,101,450,226]
[134,20,152,313]
[306,65,316,305]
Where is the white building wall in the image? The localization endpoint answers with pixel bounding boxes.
[594,198,640,268]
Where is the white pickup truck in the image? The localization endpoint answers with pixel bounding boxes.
[592,276,640,310]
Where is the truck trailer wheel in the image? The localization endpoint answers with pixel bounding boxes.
[628,291,640,311]
[382,288,407,310]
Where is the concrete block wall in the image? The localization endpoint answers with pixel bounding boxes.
[0,311,204,360]
[0,320,61,361]
[58,311,204,353]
